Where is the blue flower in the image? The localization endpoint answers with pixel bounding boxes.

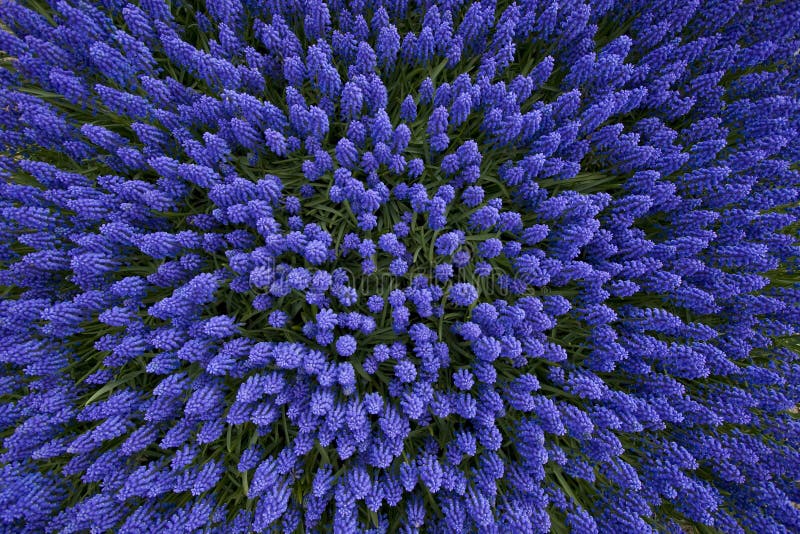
[335,335,358,357]
[1,0,798,532]
[448,283,479,307]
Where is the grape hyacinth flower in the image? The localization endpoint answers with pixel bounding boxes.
[1,0,799,532]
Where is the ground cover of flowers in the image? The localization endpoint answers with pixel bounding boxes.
[1,0,799,532]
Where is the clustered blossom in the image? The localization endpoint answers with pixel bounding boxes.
[0,0,799,532]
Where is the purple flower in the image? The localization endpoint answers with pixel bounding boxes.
[304,240,328,265]
[448,283,478,306]
[335,335,357,357]
[1,1,798,532]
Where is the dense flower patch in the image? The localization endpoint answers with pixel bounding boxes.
[1,0,799,532]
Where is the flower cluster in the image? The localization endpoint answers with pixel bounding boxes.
[1,0,799,532]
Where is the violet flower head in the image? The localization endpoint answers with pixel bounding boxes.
[0,1,799,532]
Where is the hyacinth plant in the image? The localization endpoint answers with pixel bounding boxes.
[1,0,800,532]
